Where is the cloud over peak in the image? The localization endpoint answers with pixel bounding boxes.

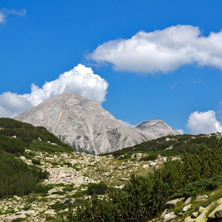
[90,25,222,74]
[0,64,108,118]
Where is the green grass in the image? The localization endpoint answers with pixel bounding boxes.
[29,140,71,153]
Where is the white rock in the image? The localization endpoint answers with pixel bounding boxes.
[164,212,176,221]
[183,204,192,212]
[19,156,26,161]
[196,195,208,201]
[208,203,222,220]
[184,197,192,205]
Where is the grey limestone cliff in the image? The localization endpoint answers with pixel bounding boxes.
[15,92,179,154]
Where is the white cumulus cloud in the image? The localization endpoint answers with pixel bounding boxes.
[90,25,222,74]
[0,9,26,23]
[0,64,108,118]
[187,110,222,134]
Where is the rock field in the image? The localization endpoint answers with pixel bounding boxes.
[0,149,166,221]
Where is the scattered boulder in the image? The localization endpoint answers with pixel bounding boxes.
[184,216,195,222]
[44,209,56,215]
[48,187,63,195]
[165,198,185,209]
[183,204,192,212]
[160,209,168,218]
[185,197,192,205]
[163,212,176,221]
[208,203,222,220]
[19,156,26,161]
[148,161,157,167]
[195,202,215,222]
[192,211,199,218]
[4,212,27,222]
[198,206,205,213]
[196,195,208,201]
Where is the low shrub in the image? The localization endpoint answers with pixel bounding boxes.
[140,154,158,161]
[87,182,108,195]
[0,152,49,198]
[170,177,219,199]
[34,184,53,194]
[32,159,40,165]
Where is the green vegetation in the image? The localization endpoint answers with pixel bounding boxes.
[0,118,73,198]
[0,118,72,153]
[32,158,41,165]
[0,152,48,197]
[139,154,157,161]
[87,182,108,195]
[104,133,220,158]
[70,142,222,221]
[61,162,81,171]
[170,176,220,199]
[3,117,222,221]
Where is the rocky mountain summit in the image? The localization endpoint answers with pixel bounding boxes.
[135,120,179,138]
[15,92,179,154]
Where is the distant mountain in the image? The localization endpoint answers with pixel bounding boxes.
[15,92,179,154]
[135,120,179,138]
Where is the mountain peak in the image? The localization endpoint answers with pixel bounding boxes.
[15,93,179,154]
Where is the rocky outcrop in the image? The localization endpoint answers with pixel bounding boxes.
[15,92,179,154]
[156,196,222,222]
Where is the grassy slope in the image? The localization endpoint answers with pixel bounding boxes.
[104,133,218,159]
[0,118,73,198]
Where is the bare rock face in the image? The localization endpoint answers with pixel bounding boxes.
[135,120,179,138]
[15,92,179,154]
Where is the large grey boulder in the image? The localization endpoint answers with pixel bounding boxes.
[208,204,222,220]
[15,92,179,154]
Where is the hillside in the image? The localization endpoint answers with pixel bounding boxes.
[104,133,218,159]
[0,118,72,199]
[1,119,222,221]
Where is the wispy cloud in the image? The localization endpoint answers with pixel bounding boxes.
[170,82,178,90]
[89,25,222,74]
[192,78,208,87]
[0,64,108,118]
[0,8,26,23]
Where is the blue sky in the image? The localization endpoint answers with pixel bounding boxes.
[1,0,222,134]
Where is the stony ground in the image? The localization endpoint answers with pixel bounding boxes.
[2,146,222,222]
[0,148,167,222]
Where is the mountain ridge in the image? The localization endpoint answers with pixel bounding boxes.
[15,92,179,154]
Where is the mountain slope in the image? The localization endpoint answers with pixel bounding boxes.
[15,92,179,154]
[135,120,179,137]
